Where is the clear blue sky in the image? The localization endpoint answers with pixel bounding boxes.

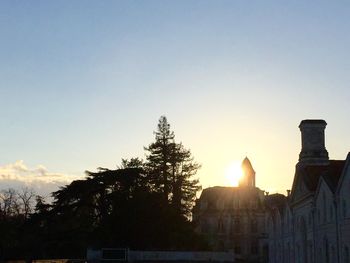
[1,1,350,194]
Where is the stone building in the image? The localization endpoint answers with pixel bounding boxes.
[193,158,268,262]
[266,119,350,263]
[194,119,350,263]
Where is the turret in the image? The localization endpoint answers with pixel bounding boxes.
[239,157,256,187]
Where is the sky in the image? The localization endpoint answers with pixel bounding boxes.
[1,1,350,197]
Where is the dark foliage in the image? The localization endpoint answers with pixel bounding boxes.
[145,116,201,217]
[0,117,207,260]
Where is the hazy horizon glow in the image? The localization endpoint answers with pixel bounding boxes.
[1,1,350,196]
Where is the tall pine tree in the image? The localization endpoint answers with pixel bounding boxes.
[145,116,201,217]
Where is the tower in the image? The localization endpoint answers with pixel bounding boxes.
[298,119,329,164]
[239,157,256,187]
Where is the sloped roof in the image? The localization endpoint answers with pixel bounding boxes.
[336,153,350,194]
[322,160,345,192]
[301,160,345,192]
[199,186,264,206]
[200,186,243,202]
[265,193,287,207]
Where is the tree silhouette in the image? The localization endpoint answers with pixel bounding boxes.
[145,116,201,217]
[0,116,207,260]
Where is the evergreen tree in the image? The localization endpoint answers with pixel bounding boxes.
[169,143,201,217]
[144,116,175,201]
[145,116,201,217]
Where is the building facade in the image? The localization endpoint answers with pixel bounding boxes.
[193,158,268,262]
[194,119,350,263]
[266,120,350,263]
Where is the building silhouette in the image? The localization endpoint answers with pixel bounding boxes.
[193,157,267,262]
[266,120,350,263]
[194,119,350,263]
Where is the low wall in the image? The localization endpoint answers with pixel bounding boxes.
[5,260,85,263]
[129,251,235,262]
[87,248,235,262]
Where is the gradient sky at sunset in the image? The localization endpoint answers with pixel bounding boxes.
[1,1,350,196]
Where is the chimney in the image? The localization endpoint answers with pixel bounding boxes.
[298,119,329,164]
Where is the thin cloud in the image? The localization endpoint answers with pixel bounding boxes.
[0,161,84,197]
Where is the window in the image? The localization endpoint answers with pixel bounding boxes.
[343,199,347,218]
[250,200,258,209]
[331,246,336,263]
[308,212,312,226]
[323,192,327,223]
[309,243,313,263]
[201,219,210,234]
[235,245,241,254]
[251,241,258,254]
[330,205,334,221]
[234,199,240,209]
[218,218,224,233]
[208,200,215,209]
[224,200,231,209]
[324,238,330,263]
[251,219,258,233]
[230,221,235,236]
[344,246,349,263]
[234,218,241,233]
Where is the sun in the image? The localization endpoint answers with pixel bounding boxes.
[225,161,243,186]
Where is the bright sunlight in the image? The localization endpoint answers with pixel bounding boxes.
[224,161,243,186]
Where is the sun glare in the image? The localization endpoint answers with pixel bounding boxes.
[225,161,243,186]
